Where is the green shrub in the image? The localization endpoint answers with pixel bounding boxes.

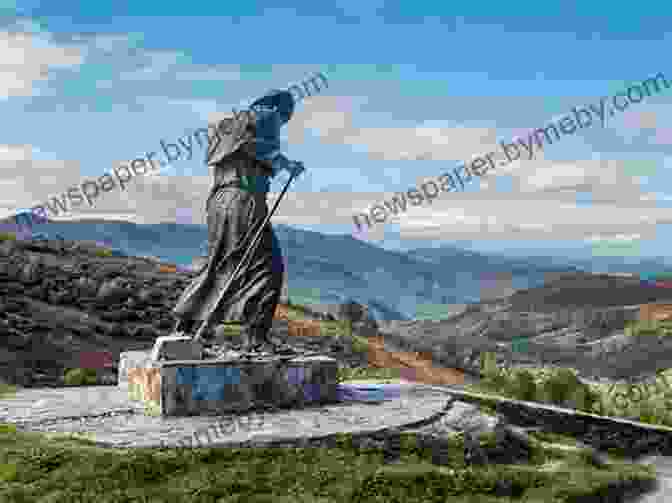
[566,384,599,413]
[541,368,583,406]
[63,368,99,386]
[0,232,16,241]
[504,369,537,401]
[626,319,667,337]
[480,352,498,380]
[636,399,666,425]
[350,334,369,354]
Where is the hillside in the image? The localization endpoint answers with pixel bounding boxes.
[0,233,375,387]
[379,272,672,382]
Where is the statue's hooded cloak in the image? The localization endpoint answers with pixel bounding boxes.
[171,90,294,338]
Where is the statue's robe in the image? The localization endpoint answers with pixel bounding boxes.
[171,105,288,340]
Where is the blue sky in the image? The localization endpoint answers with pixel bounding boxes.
[1,2,672,261]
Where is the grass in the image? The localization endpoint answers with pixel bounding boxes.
[0,420,655,502]
[337,366,402,383]
[63,368,100,386]
[469,352,672,428]
[0,232,16,242]
[281,302,318,321]
[0,384,16,399]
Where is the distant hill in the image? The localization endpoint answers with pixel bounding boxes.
[4,217,672,321]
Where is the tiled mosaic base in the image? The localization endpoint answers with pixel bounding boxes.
[120,352,339,416]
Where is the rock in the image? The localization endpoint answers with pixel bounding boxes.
[48,290,73,305]
[339,300,369,324]
[136,287,163,305]
[463,431,489,465]
[0,301,22,313]
[152,318,174,330]
[104,323,125,338]
[352,320,379,338]
[100,308,138,322]
[96,278,132,303]
[0,240,16,257]
[76,277,99,298]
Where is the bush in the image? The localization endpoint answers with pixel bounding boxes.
[626,319,666,337]
[63,368,99,386]
[565,383,599,413]
[350,334,369,354]
[0,232,16,241]
[636,399,665,425]
[541,368,583,406]
[480,352,498,380]
[504,369,537,402]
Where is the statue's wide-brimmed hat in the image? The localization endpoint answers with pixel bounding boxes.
[250,89,295,124]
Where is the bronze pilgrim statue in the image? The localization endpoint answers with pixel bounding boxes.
[171,89,305,357]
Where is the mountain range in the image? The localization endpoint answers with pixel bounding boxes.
[4,217,672,321]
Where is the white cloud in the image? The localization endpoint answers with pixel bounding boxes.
[0,29,84,99]
[3,140,670,249]
[0,144,88,218]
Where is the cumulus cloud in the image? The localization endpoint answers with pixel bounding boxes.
[294,96,499,162]
[0,144,86,216]
[0,28,84,99]
[1,22,668,254]
[391,191,672,243]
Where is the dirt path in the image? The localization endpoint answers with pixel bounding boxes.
[364,335,472,387]
[274,305,472,387]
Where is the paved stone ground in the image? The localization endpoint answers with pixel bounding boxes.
[0,384,452,449]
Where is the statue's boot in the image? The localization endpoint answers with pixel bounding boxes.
[245,326,299,355]
[172,319,231,358]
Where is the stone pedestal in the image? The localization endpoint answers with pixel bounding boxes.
[118,351,339,416]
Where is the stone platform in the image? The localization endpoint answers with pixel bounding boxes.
[0,384,453,450]
[119,349,339,416]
